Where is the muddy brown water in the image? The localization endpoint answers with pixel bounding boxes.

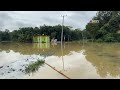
[0,42,120,79]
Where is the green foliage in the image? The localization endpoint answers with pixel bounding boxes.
[85,11,120,42]
[86,23,99,40]
[0,31,2,41]
[51,32,56,39]
[0,25,83,42]
[96,39,103,42]
[103,33,116,42]
[71,29,82,40]
[0,29,11,41]
[25,59,45,73]
[113,33,120,42]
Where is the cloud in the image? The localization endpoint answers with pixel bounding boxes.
[0,11,35,31]
[0,11,97,31]
[0,11,13,30]
[65,11,97,29]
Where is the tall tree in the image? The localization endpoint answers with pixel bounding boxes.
[86,22,99,41]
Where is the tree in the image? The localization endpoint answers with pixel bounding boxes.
[0,31,2,41]
[0,25,83,42]
[95,11,112,28]
[85,11,120,42]
[86,23,99,41]
[0,29,11,41]
[103,33,116,42]
[11,30,19,41]
[51,32,56,39]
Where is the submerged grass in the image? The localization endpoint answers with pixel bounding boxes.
[25,59,45,73]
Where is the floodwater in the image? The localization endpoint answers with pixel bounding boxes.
[0,42,120,79]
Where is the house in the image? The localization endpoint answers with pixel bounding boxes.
[33,35,50,43]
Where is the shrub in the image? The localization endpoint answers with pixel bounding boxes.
[96,39,103,42]
[25,59,45,73]
[103,33,116,42]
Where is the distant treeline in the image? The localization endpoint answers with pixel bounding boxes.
[0,25,83,42]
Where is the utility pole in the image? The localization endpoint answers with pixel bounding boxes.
[61,15,67,45]
[61,15,67,70]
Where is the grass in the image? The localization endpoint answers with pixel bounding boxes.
[25,59,45,74]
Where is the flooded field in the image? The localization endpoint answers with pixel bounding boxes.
[0,42,120,79]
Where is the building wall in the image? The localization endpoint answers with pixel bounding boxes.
[33,36,50,43]
[33,36,38,43]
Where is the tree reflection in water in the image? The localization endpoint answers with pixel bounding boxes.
[85,43,120,78]
[0,42,120,78]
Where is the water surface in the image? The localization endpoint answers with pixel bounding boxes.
[0,42,120,79]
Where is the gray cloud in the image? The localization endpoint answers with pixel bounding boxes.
[0,11,35,31]
[0,11,97,31]
[0,12,13,30]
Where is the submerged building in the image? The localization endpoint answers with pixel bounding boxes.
[33,35,50,43]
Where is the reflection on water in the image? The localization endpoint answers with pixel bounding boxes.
[33,43,50,49]
[85,43,120,78]
[61,42,64,71]
[33,43,50,52]
[0,42,120,78]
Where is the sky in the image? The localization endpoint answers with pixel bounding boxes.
[0,11,97,31]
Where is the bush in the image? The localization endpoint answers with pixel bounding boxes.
[25,59,45,73]
[96,39,103,42]
[103,33,116,42]
[113,33,120,42]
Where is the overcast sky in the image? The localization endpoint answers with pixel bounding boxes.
[0,11,97,31]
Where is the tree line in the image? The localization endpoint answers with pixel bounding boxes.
[0,24,83,42]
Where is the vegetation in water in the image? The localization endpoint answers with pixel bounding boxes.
[25,59,45,73]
